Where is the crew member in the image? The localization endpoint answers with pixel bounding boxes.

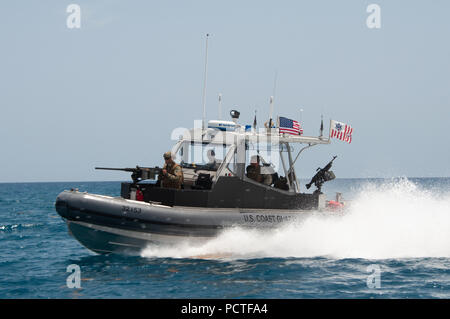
[246,155,263,183]
[206,149,221,170]
[159,151,184,189]
[246,155,273,185]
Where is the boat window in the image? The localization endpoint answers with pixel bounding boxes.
[177,142,231,171]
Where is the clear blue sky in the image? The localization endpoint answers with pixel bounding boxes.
[0,0,449,182]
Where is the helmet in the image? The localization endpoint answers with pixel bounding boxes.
[250,155,260,164]
[163,151,172,160]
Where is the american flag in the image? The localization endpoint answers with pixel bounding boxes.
[278,116,303,135]
[330,120,353,144]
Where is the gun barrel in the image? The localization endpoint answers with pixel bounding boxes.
[95,166,162,183]
[322,156,337,171]
[95,167,135,172]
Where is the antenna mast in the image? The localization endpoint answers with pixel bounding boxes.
[320,114,324,138]
[268,72,277,129]
[268,96,274,129]
[201,34,210,131]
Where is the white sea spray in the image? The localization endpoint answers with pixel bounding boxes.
[141,178,450,260]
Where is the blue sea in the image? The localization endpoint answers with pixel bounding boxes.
[1,178,449,298]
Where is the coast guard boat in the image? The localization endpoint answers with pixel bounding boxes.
[55,111,343,255]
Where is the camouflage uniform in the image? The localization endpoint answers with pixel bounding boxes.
[161,152,184,189]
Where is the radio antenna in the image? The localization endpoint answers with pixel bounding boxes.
[218,93,222,120]
[320,114,324,138]
[268,72,277,129]
[268,96,274,129]
[201,34,210,131]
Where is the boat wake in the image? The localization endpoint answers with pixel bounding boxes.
[140,178,450,260]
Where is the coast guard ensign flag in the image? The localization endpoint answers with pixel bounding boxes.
[330,120,353,144]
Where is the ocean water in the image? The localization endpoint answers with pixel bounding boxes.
[0,178,449,298]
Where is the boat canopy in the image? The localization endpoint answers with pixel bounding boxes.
[175,127,331,146]
[169,124,331,193]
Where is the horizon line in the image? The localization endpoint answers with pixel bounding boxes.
[0,176,449,184]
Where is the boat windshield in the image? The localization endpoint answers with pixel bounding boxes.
[175,140,297,191]
[176,142,230,171]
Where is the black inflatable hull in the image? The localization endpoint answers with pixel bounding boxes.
[55,190,325,255]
